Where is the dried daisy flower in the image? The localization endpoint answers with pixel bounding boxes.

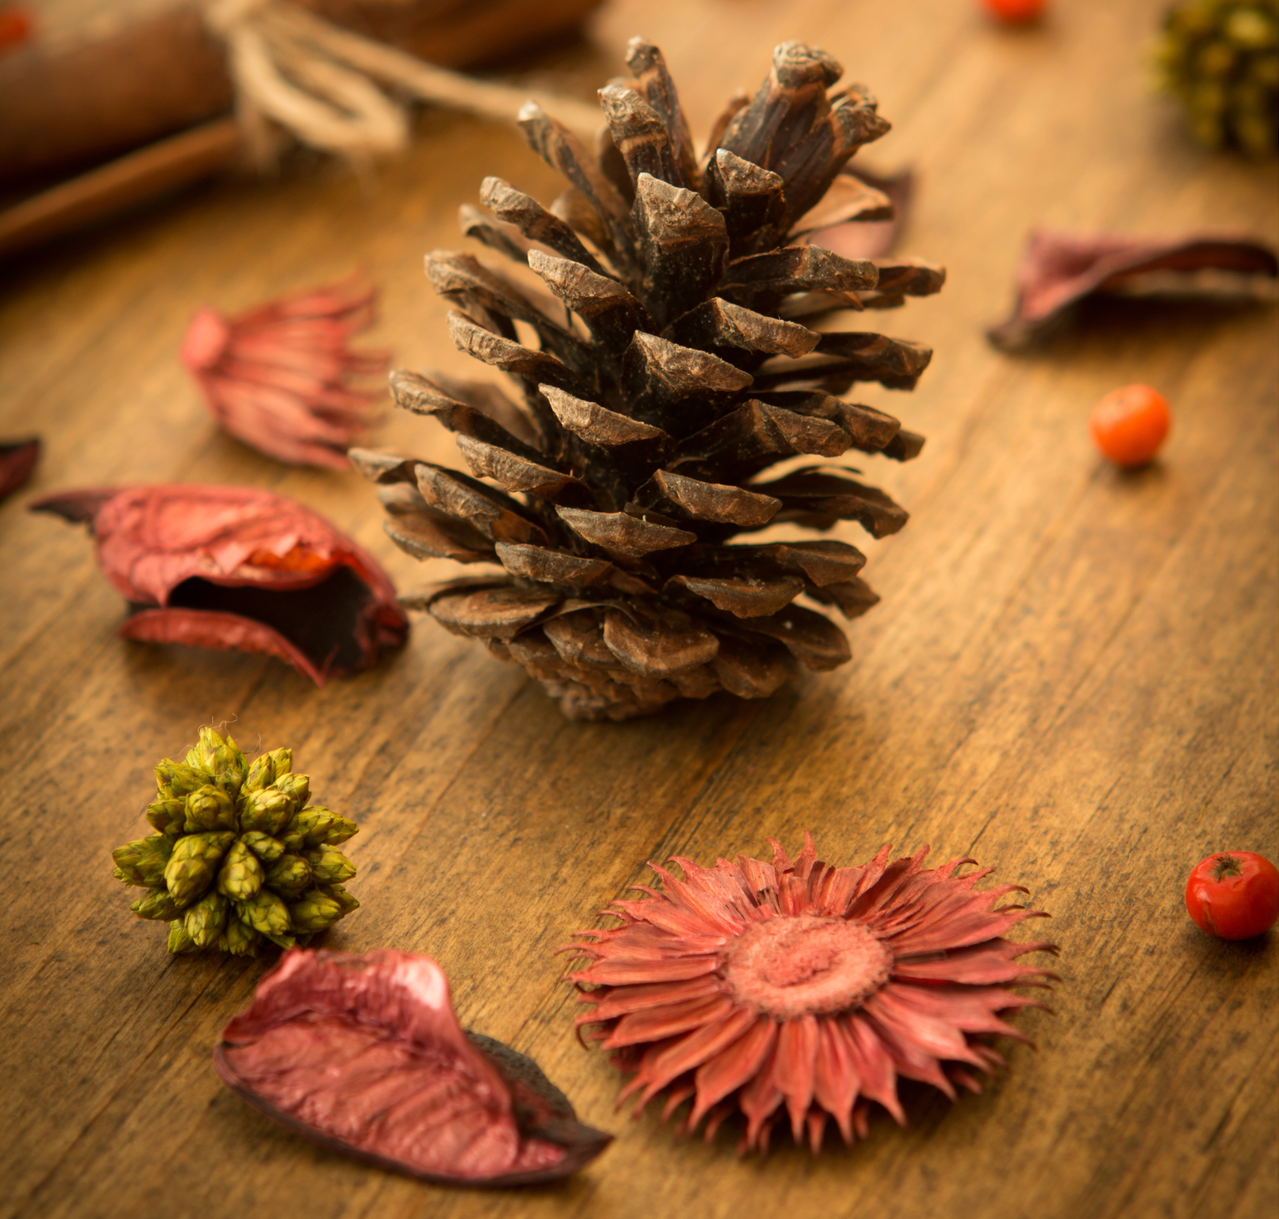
[181,274,388,469]
[564,834,1056,1154]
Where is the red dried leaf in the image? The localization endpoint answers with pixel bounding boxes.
[215,949,611,1186]
[0,437,39,501]
[181,275,390,469]
[30,484,408,684]
[988,229,1279,350]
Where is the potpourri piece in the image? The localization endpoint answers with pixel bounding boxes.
[30,483,408,684]
[111,727,360,955]
[1155,0,1279,156]
[0,436,39,500]
[180,275,388,469]
[355,38,943,720]
[987,228,1278,349]
[216,948,612,1185]
[564,834,1056,1154]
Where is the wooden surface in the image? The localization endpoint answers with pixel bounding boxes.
[1,1,1276,1217]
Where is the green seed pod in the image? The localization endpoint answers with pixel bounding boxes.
[224,917,260,957]
[273,773,310,810]
[289,889,344,933]
[112,835,174,887]
[184,890,229,948]
[197,728,247,800]
[235,888,292,937]
[266,747,293,777]
[289,806,359,848]
[145,798,187,837]
[167,919,197,954]
[123,736,358,955]
[265,854,314,899]
[240,787,296,836]
[163,831,236,907]
[184,785,238,833]
[320,883,360,916]
[244,753,276,793]
[239,831,286,863]
[1157,0,1279,154]
[155,760,205,800]
[303,847,356,886]
[131,888,181,921]
[216,839,264,901]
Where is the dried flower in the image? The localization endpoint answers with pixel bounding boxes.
[565,834,1056,1154]
[215,948,612,1185]
[180,275,389,469]
[0,437,39,501]
[30,483,408,685]
[988,228,1278,349]
[112,726,360,955]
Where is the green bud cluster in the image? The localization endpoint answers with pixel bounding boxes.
[1156,0,1279,155]
[111,728,361,956]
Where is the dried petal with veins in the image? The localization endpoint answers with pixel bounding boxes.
[30,484,407,685]
[216,948,611,1185]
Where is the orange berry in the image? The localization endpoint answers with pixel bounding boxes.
[981,0,1046,23]
[1089,384,1171,468]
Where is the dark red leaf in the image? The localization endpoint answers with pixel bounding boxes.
[30,484,408,684]
[0,437,39,501]
[181,275,389,469]
[215,949,612,1186]
[988,229,1279,350]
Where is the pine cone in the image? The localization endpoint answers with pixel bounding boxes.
[1156,0,1279,155]
[112,728,360,955]
[354,40,944,721]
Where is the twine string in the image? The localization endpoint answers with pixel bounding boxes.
[204,0,600,163]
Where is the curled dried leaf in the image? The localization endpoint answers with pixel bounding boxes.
[988,229,1279,350]
[30,484,408,685]
[215,949,611,1185]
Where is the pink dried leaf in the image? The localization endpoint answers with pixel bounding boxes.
[0,437,40,501]
[988,229,1279,350]
[30,483,408,684]
[181,274,390,469]
[214,949,611,1186]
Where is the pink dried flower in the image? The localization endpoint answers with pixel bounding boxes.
[181,275,389,469]
[215,948,611,1185]
[565,834,1056,1154]
[31,483,407,684]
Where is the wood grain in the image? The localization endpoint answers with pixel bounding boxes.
[0,1,1275,1217]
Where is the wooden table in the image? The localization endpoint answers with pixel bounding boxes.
[2,0,1276,1216]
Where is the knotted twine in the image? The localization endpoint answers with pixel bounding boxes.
[204,0,601,165]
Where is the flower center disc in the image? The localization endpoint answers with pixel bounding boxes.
[723,915,891,1020]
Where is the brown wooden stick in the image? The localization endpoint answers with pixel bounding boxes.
[0,119,242,261]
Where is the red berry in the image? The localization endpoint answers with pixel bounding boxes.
[1089,384,1171,467]
[0,6,32,51]
[981,0,1046,23]
[1185,852,1279,940]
